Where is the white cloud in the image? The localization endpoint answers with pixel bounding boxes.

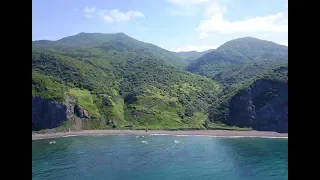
[168,0,211,16]
[83,7,144,23]
[173,45,218,52]
[169,0,210,6]
[204,0,227,18]
[196,0,288,39]
[168,0,230,17]
[199,12,288,38]
[107,9,144,23]
[84,7,96,18]
[167,0,287,48]
[103,15,114,23]
[199,32,211,39]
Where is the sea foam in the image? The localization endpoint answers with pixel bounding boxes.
[49,141,56,144]
[141,141,149,144]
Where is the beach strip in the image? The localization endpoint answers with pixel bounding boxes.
[32,130,288,140]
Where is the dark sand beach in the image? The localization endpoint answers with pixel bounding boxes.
[32,130,288,140]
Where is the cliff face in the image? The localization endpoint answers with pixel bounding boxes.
[32,96,74,130]
[226,80,288,132]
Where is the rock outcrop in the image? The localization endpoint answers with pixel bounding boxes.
[74,105,90,119]
[32,96,74,130]
[106,120,117,128]
[225,80,288,132]
[32,94,93,131]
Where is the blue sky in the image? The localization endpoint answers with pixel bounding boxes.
[32,0,288,52]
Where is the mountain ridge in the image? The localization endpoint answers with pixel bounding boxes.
[33,32,188,68]
[186,36,288,91]
[32,33,288,132]
[32,32,223,131]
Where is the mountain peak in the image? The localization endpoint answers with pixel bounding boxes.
[238,36,256,39]
[226,36,264,43]
[224,36,287,47]
[74,32,128,37]
[115,32,127,35]
[217,36,287,51]
[188,36,288,73]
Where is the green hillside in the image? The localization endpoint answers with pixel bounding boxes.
[186,37,288,91]
[207,65,288,129]
[33,32,188,68]
[32,33,221,130]
[32,33,288,132]
[176,49,214,63]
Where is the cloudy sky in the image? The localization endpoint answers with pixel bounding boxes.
[32,0,288,52]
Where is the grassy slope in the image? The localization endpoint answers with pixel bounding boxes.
[32,71,66,102]
[67,88,100,116]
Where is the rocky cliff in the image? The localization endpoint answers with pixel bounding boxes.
[32,96,74,131]
[225,79,288,132]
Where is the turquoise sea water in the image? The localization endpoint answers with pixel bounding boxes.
[32,135,288,180]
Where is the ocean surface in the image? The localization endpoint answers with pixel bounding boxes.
[32,135,288,180]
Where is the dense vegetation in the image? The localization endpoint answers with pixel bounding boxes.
[186,37,288,92]
[33,32,188,68]
[32,33,222,130]
[32,33,288,131]
[176,49,213,63]
[32,71,66,102]
[208,65,288,124]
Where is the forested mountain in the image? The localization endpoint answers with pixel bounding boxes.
[32,33,221,131]
[176,49,214,63]
[32,33,288,132]
[208,65,288,132]
[33,32,188,68]
[186,37,288,92]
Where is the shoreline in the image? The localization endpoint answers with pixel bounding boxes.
[32,130,288,140]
